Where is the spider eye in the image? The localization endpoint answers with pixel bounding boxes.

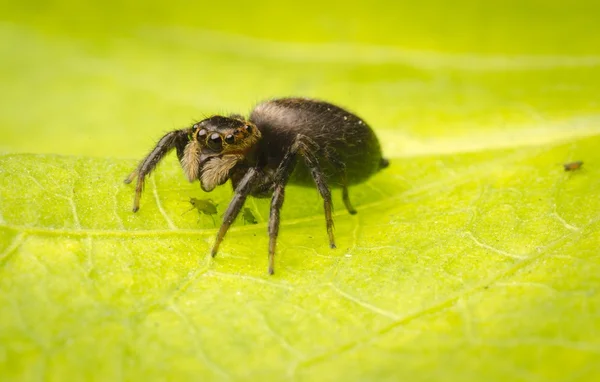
[225,134,235,144]
[197,129,207,139]
[207,133,222,150]
[245,125,252,133]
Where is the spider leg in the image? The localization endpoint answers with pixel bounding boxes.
[267,145,300,274]
[341,183,356,215]
[268,184,285,274]
[296,135,336,249]
[211,168,260,257]
[124,129,190,212]
[324,148,357,215]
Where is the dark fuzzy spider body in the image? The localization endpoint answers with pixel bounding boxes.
[125,98,388,274]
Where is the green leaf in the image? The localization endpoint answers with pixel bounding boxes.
[2,134,600,381]
[2,0,600,380]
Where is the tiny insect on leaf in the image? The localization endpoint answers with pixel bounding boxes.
[242,208,258,225]
[563,161,583,171]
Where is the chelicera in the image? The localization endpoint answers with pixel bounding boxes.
[125,98,389,274]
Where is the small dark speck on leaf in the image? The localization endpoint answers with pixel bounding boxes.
[563,161,583,171]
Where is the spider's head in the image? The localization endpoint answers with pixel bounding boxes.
[181,116,261,192]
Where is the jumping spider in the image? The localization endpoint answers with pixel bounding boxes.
[125,98,388,274]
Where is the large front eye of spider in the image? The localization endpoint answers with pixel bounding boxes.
[207,133,223,150]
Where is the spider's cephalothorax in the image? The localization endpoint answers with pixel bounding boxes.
[181,116,262,192]
[125,98,389,274]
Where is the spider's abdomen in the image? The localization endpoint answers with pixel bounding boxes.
[249,98,387,187]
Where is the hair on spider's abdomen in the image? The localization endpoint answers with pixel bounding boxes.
[249,98,387,185]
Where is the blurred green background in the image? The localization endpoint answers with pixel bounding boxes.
[2,0,599,157]
[2,1,600,381]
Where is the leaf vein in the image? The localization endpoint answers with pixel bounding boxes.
[151,176,177,230]
[293,227,585,374]
[0,232,26,267]
[464,231,527,260]
[169,304,232,379]
[330,284,400,320]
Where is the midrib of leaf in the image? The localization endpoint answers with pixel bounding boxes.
[2,123,595,236]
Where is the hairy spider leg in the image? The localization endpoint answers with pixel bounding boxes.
[341,174,356,215]
[267,142,300,274]
[323,147,357,215]
[211,168,260,257]
[266,135,336,274]
[124,129,189,212]
[297,138,336,250]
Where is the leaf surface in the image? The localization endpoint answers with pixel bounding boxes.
[1,1,600,380]
[2,133,600,381]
